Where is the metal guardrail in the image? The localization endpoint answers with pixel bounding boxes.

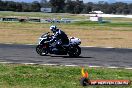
[0,17,73,23]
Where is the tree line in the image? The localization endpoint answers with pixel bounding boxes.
[0,0,132,14]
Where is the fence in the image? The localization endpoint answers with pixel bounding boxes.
[0,17,72,23]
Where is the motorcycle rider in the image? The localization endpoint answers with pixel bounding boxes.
[49,25,69,49]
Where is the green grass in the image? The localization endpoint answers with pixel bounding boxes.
[0,12,85,19]
[104,17,132,22]
[1,12,132,28]
[71,21,132,27]
[0,64,131,88]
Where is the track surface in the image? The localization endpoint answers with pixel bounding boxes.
[0,44,132,68]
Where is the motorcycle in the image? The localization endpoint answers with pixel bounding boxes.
[36,32,81,57]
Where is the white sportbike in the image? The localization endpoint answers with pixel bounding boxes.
[36,32,81,57]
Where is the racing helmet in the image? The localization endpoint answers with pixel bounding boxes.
[50,25,57,33]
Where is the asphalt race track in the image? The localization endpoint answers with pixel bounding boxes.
[0,44,132,68]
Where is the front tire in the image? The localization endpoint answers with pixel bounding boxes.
[68,46,81,57]
[36,45,48,56]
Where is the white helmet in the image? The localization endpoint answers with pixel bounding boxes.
[50,25,57,32]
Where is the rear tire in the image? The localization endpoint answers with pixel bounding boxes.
[36,45,48,56]
[68,46,81,57]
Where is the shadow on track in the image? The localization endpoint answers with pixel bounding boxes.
[50,55,93,58]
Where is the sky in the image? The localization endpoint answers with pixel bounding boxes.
[2,0,132,3]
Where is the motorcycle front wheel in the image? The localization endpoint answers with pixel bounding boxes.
[36,45,48,56]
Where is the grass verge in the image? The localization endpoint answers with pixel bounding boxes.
[71,21,132,27]
[0,64,131,88]
[0,12,85,19]
[0,22,132,48]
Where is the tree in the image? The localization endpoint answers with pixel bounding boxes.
[65,1,75,13]
[112,2,128,14]
[65,0,84,14]
[74,3,84,14]
[128,3,132,14]
[15,2,22,12]
[50,0,65,13]
[5,1,16,11]
[31,1,41,12]
[41,0,47,3]
[40,0,48,7]
[21,2,31,12]
[82,2,93,14]
[0,0,132,14]
[0,0,4,10]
